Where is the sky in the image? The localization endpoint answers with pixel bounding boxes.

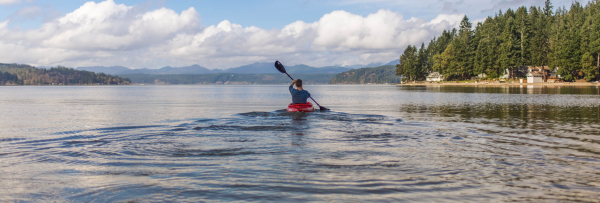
[0,0,576,69]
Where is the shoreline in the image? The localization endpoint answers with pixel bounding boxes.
[398,82,600,87]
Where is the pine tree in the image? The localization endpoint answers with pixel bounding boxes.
[515,6,531,66]
[541,0,554,81]
[425,29,456,75]
[580,3,598,81]
[472,22,484,74]
[397,46,419,81]
[434,43,459,80]
[417,43,428,74]
[499,12,519,78]
[554,3,585,81]
[490,14,503,78]
[581,52,597,81]
[529,6,543,67]
[474,19,492,76]
[591,0,600,79]
[425,37,437,71]
[452,15,474,80]
[553,7,572,80]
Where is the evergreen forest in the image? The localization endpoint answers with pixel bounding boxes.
[0,63,131,85]
[396,0,600,82]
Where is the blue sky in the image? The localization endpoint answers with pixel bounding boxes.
[4,0,575,29]
[0,0,575,69]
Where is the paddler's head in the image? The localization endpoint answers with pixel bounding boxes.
[296,79,303,88]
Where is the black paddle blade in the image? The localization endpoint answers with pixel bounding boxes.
[275,61,286,73]
[319,106,330,112]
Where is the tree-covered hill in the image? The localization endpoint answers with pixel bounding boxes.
[397,0,600,82]
[120,73,335,84]
[0,63,131,85]
[0,71,20,85]
[328,65,402,84]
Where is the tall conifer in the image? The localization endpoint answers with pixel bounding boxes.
[417,43,428,74]
[453,16,474,80]
[397,46,420,81]
[500,11,519,77]
[580,3,598,81]
[591,0,600,78]
[515,6,531,66]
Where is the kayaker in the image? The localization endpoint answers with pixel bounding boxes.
[289,79,311,104]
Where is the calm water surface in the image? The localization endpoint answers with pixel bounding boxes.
[1,85,599,202]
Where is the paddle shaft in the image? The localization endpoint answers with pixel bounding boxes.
[285,73,324,108]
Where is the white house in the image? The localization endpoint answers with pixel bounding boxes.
[527,72,543,83]
[426,72,444,82]
[549,67,560,78]
[501,69,510,79]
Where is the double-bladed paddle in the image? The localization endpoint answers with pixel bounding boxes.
[275,60,329,111]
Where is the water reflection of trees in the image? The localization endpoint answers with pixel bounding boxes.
[400,103,599,134]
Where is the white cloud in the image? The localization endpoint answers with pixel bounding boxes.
[0,0,20,5]
[39,0,199,51]
[0,0,464,69]
[427,14,464,26]
[0,20,8,29]
[0,0,199,67]
[151,9,464,68]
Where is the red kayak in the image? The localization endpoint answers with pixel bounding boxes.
[287,102,315,112]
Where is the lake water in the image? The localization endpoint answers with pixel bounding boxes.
[1,85,599,202]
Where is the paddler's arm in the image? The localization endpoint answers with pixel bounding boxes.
[289,80,296,94]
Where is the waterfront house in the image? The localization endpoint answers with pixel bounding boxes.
[426,72,444,82]
[501,66,529,79]
[527,72,543,83]
[526,66,560,82]
[527,66,557,75]
[514,66,529,78]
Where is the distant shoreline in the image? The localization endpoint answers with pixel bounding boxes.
[398,82,600,87]
[0,84,129,86]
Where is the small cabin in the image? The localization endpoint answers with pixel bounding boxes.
[527,72,543,83]
[426,72,444,82]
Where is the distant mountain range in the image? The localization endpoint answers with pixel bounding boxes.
[117,63,402,85]
[76,60,399,75]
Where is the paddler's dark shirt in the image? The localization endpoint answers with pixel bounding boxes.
[289,85,311,104]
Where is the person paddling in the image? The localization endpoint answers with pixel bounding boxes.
[276,60,328,111]
[289,79,311,104]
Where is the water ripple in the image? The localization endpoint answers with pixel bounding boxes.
[1,110,599,202]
